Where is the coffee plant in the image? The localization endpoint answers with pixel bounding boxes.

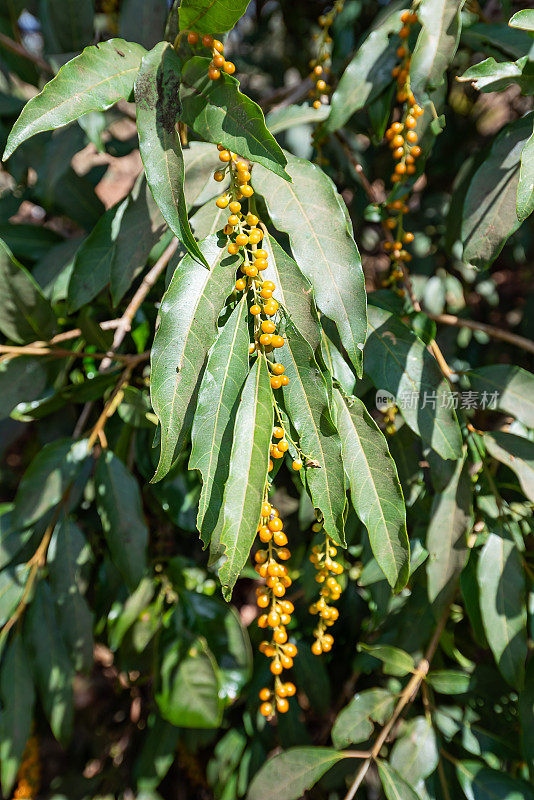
[0,0,533,798]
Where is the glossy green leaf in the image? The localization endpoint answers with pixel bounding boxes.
[95,450,148,590]
[334,391,408,591]
[48,518,93,672]
[266,103,330,135]
[410,0,465,100]
[261,232,321,354]
[462,113,534,269]
[3,39,146,160]
[477,523,527,688]
[332,688,395,749]
[108,577,155,651]
[364,303,463,460]
[40,0,94,53]
[254,153,366,376]
[378,761,421,800]
[247,747,346,800]
[119,0,168,50]
[517,126,534,222]
[135,43,206,266]
[279,320,346,546]
[150,235,239,481]
[426,452,471,613]
[322,5,405,135]
[179,0,251,34]
[456,760,534,800]
[180,57,289,181]
[156,638,223,728]
[359,643,415,675]
[484,431,534,502]
[216,355,273,600]
[460,55,534,94]
[509,9,534,31]
[189,298,250,546]
[0,357,48,420]
[468,365,534,428]
[0,238,56,343]
[25,581,74,744]
[426,670,471,694]
[0,566,28,628]
[190,198,227,239]
[390,716,439,785]
[461,22,532,60]
[0,634,35,796]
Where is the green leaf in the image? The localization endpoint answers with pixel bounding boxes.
[0,634,35,796]
[133,715,179,790]
[183,141,225,208]
[321,5,405,135]
[215,355,273,600]
[0,238,56,343]
[477,523,527,688]
[0,357,49,420]
[519,660,534,778]
[456,760,534,800]
[332,688,395,749]
[261,232,321,354]
[156,638,223,728]
[517,126,534,222]
[0,565,28,628]
[254,153,367,376]
[461,22,533,60]
[426,452,471,613]
[3,39,146,160]
[135,43,207,266]
[378,761,421,800]
[108,577,155,650]
[410,0,465,100]
[40,0,94,53]
[426,670,471,694]
[364,303,463,461]
[119,0,168,50]
[95,451,148,591]
[358,643,415,676]
[509,9,534,32]
[462,113,534,269]
[390,716,439,785]
[279,320,346,546]
[25,581,74,744]
[247,747,346,800]
[189,298,250,547]
[468,365,534,428]
[484,431,534,502]
[150,235,239,481]
[179,0,252,34]
[265,103,330,135]
[190,198,227,239]
[48,517,94,672]
[12,439,90,529]
[458,56,534,94]
[334,391,408,591]
[180,57,289,181]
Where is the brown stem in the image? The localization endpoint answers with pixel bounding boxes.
[0,31,53,74]
[86,367,132,450]
[427,313,534,356]
[0,343,148,364]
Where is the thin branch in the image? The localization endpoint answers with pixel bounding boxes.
[0,343,148,364]
[86,367,132,450]
[0,31,53,74]
[427,313,534,356]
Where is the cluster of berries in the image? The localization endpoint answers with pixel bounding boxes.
[255,498,297,717]
[381,404,399,436]
[308,0,344,108]
[309,519,344,655]
[14,731,40,800]
[186,32,236,79]
[269,425,302,473]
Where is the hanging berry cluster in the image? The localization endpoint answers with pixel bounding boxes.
[13,730,40,800]
[309,516,344,655]
[381,10,424,294]
[185,32,236,79]
[308,0,345,108]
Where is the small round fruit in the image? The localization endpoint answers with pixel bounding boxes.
[292,460,303,471]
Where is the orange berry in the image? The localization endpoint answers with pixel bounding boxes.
[223,60,236,74]
[254,258,268,270]
[229,200,241,213]
[235,278,246,291]
[259,687,271,701]
[260,701,272,717]
[261,318,275,333]
[406,130,418,143]
[257,594,270,608]
[228,242,239,255]
[271,660,283,675]
[274,628,287,644]
[273,530,288,546]
[280,375,289,386]
[411,145,421,157]
[276,697,289,713]
[392,134,404,148]
[241,184,254,197]
[311,640,322,655]
[273,426,284,438]
[202,35,214,47]
[399,25,410,38]
[188,31,199,44]
[292,460,303,471]
[271,376,282,389]
[250,304,261,315]
[208,66,221,80]
[268,517,283,532]
[271,335,284,348]
[272,363,285,375]
[261,501,272,517]
[403,232,414,244]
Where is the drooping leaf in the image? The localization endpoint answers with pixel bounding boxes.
[426,452,471,614]
[189,298,250,546]
[410,0,465,100]
[332,688,395,749]
[0,634,35,796]
[477,523,527,688]
[321,5,405,135]
[334,391,409,591]
[517,125,534,222]
[0,238,56,343]
[279,321,346,546]
[0,357,49,420]
[458,56,534,95]
[179,0,252,34]
[426,670,471,694]
[40,0,94,53]
[135,43,207,266]
[3,39,147,160]
[119,0,168,50]
[390,716,439,785]
[484,431,534,502]
[48,517,94,672]
[364,303,463,460]
[456,760,534,800]
[358,643,415,676]
[461,113,534,269]
[247,747,346,800]
[180,57,289,181]
[468,365,534,429]
[215,355,273,600]
[378,761,422,800]
[156,637,223,728]
[150,236,239,481]
[509,9,534,31]
[25,581,74,745]
[254,153,367,376]
[95,451,149,590]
